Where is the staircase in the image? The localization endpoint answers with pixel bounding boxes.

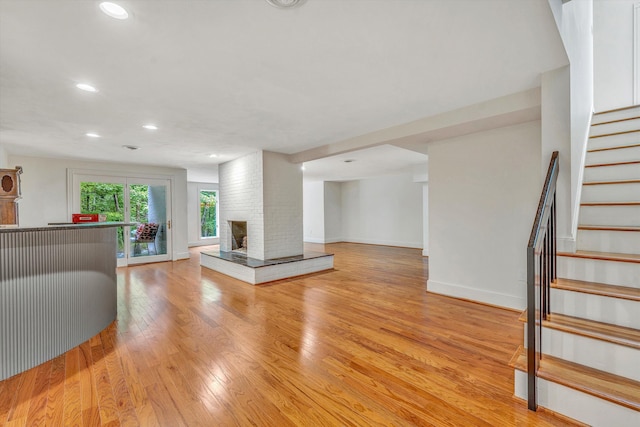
[511,105,640,426]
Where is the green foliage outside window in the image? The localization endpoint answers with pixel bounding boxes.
[200,190,217,238]
[80,182,151,256]
[80,182,125,254]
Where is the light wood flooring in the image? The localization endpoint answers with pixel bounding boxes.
[0,243,580,426]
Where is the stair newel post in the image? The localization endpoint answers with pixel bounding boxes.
[526,151,559,411]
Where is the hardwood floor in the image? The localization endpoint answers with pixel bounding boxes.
[0,243,580,426]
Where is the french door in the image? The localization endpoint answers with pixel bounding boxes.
[126,178,171,265]
[72,174,172,266]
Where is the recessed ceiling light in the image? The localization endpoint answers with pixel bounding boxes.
[122,145,140,151]
[86,132,100,138]
[142,124,158,130]
[99,2,129,20]
[76,83,98,92]
[209,154,218,158]
[344,159,355,163]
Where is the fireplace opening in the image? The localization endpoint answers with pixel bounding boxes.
[230,221,247,253]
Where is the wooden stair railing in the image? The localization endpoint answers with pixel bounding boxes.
[526,151,559,411]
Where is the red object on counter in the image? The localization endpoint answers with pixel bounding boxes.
[72,213,99,223]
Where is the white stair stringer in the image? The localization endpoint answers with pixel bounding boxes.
[592,106,640,124]
[579,205,640,227]
[590,117,640,137]
[584,162,640,181]
[557,255,640,288]
[580,181,640,202]
[514,370,640,427]
[577,228,640,254]
[551,287,640,329]
[586,145,640,164]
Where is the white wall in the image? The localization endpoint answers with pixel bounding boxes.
[0,145,7,168]
[8,155,189,260]
[324,181,342,243]
[187,182,219,247]
[593,0,636,110]
[562,0,594,245]
[546,0,594,251]
[340,173,423,248]
[263,151,304,259]
[428,122,541,310]
[303,181,325,243]
[542,66,573,250]
[219,151,265,259]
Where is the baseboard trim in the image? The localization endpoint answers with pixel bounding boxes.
[427,279,524,310]
[303,237,325,244]
[324,237,342,244]
[174,252,190,261]
[343,237,423,249]
[188,240,220,247]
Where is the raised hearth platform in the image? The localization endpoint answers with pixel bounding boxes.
[200,250,334,285]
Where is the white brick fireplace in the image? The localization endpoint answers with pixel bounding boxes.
[219,150,303,260]
[202,150,333,285]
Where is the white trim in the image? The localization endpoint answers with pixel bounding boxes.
[189,238,220,247]
[422,249,429,257]
[635,3,640,104]
[303,237,325,244]
[427,279,524,310]
[175,251,190,260]
[323,237,342,244]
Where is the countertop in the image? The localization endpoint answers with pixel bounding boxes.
[0,222,134,233]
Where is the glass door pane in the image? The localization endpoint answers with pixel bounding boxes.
[128,179,171,264]
[78,180,126,260]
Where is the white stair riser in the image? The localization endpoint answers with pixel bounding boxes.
[542,328,640,381]
[514,370,640,427]
[586,145,640,164]
[577,229,640,254]
[590,118,640,137]
[592,107,640,125]
[551,288,640,329]
[584,163,640,181]
[558,256,640,288]
[579,205,640,227]
[581,182,640,203]
[588,131,640,150]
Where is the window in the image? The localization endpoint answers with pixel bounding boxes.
[199,190,217,238]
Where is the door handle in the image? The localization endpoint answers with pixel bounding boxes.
[167,220,171,230]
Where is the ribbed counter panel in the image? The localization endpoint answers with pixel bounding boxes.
[0,227,117,380]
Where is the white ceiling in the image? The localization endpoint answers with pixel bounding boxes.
[303,144,427,182]
[0,0,567,180]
